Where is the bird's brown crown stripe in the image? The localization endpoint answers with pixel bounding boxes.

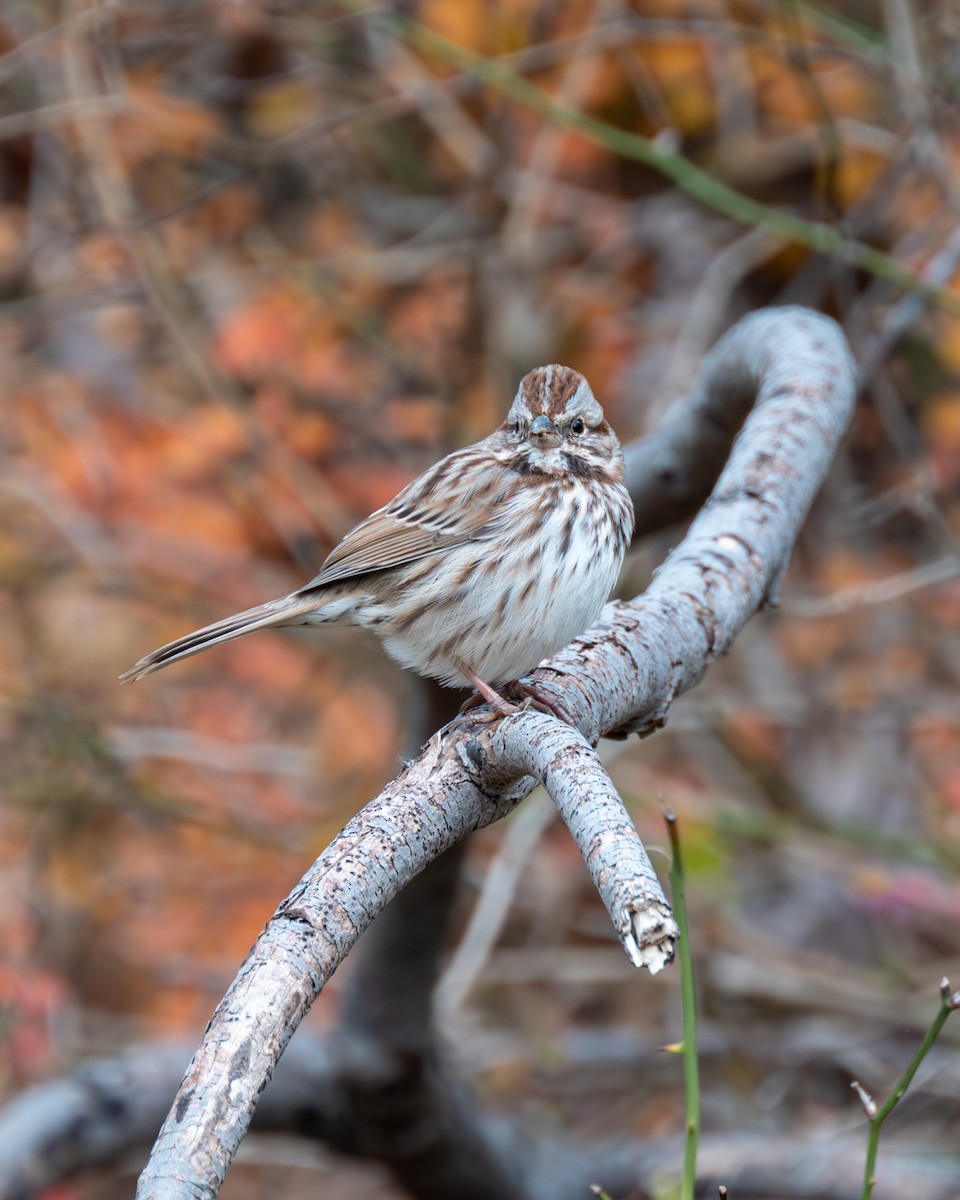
[520,365,584,417]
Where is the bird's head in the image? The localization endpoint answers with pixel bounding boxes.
[500,365,624,481]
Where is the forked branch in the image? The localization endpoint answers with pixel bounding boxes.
[137,306,857,1200]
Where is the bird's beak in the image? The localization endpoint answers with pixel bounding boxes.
[529,414,560,449]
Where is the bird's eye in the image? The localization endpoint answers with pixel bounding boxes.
[570,418,586,435]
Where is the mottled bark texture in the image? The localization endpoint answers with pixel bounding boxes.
[128,306,854,1199]
[489,713,676,968]
[127,302,854,1200]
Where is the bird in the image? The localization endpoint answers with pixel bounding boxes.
[122,366,634,715]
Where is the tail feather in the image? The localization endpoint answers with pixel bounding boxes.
[120,595,317,682]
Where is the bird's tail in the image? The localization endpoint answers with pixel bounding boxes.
[120,595,319,682]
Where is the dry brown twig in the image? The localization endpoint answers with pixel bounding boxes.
[58,1,358,556]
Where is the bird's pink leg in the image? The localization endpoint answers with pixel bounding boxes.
[456,662,575,726]
[456,662,516,718]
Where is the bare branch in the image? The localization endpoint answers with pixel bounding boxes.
[490,713,676,971]
[625,305,855,541]
[136,306,857,1200]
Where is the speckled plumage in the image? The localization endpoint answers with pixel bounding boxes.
[122,366,634,691]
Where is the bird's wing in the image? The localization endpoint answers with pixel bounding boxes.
[302,469,503,590]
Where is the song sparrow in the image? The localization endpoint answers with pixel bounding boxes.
[122,366,634,713]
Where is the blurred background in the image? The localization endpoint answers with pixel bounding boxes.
[1,0,959,1196]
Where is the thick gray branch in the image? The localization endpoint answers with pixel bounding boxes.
[490,712,677,970]
[625,303,854,538]
[137,306,857,1200]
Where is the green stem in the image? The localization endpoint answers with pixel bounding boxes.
[666,809,700,1200]
[794,1,887,56]
[360,7,960,316]
[860,983,957,1199]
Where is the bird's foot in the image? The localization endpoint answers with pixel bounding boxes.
[456,663,575,726]
[456,664,518,722]
[502,679,575,726]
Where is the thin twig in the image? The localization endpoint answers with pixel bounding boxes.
[665,808,700,1200]
[859,223,960,388]
[856,978,960,1200]
[785,557,960,619]
[58,3,359,556]
[0,95,123,141]
[435,792,555,1018]
[373,7,960,314]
